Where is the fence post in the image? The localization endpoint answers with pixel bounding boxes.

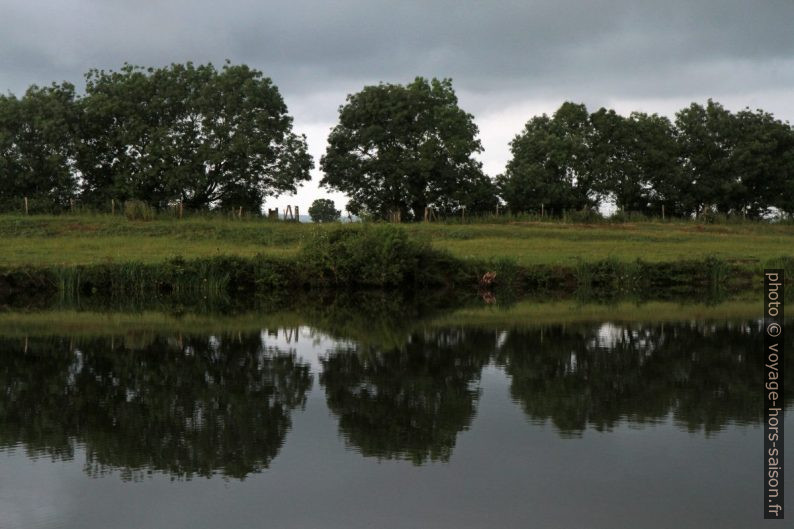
[295,206,299,221]
[661,204,665,220]
[24,197,28,215]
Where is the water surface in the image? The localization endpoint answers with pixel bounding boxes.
[0,311,790,528]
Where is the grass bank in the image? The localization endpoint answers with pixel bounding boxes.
[0,214,792,301]
[2,214,794,267]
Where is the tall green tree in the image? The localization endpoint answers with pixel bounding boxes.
[589,109,688,216]
[676,100,794,218]
[320,77,490,221]
[77,62,312,210]
[728,108,794,218]
[497,102,596,216]
[675,100,740,216]
[0,83,78,211]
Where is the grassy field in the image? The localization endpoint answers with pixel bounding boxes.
[1,214,792,268]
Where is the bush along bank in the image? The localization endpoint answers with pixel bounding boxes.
[0,225,786,304]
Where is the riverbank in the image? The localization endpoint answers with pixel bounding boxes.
[1,214,792,302]
[2,214,793,266]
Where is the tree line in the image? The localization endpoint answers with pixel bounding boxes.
[0,62,312,213]
[2,62,793,219]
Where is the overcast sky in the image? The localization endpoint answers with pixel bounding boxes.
[2,0,793,213]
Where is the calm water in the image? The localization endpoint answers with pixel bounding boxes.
[0,316,791,528]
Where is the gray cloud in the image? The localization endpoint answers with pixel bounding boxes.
[2,0,792,210]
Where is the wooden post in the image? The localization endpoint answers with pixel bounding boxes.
[179,200,184,219]
[541,203,544,217]
[24,197,28,215]
[238,206,243,219]
[295,206,299,221]
[111,198,115,215]
[661,204,665,220]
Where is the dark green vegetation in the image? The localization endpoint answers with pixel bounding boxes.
[308,198,341,223]
[320,77,496,220]
[0,223,783,305]
[3,64,792,220]
[0,62,312,214]
[497,100,794,218]
[1,216,792,303]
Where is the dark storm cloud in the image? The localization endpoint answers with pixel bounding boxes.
[2,0,793,99]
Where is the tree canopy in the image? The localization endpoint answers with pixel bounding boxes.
[320,77,496,221]
[308,198,341,222]
[77,62,313,211]
[0,62,312,213]
[499,100,794,218]
[497,102,595,216]
[2,65,793,220]
[0,83,79,212]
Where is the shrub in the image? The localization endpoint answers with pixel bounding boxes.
[299,224,463,287]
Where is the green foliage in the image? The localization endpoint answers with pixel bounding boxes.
[320,77,492,220]
[0,83,79,211]
[0,62,312,214]
[78,62,313,211]
[499,99,794,219]
[675,100,794,218]
[299,224,465,287]
[497,102,595,216]
[308,198,341,223]
[123,200,155,221]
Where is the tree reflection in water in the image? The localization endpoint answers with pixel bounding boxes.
[0,317,789,477]
[320,329,494,464]
[497,320,778,436]
[0,332,312,479]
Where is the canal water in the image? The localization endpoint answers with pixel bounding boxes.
[0,313,790,528]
